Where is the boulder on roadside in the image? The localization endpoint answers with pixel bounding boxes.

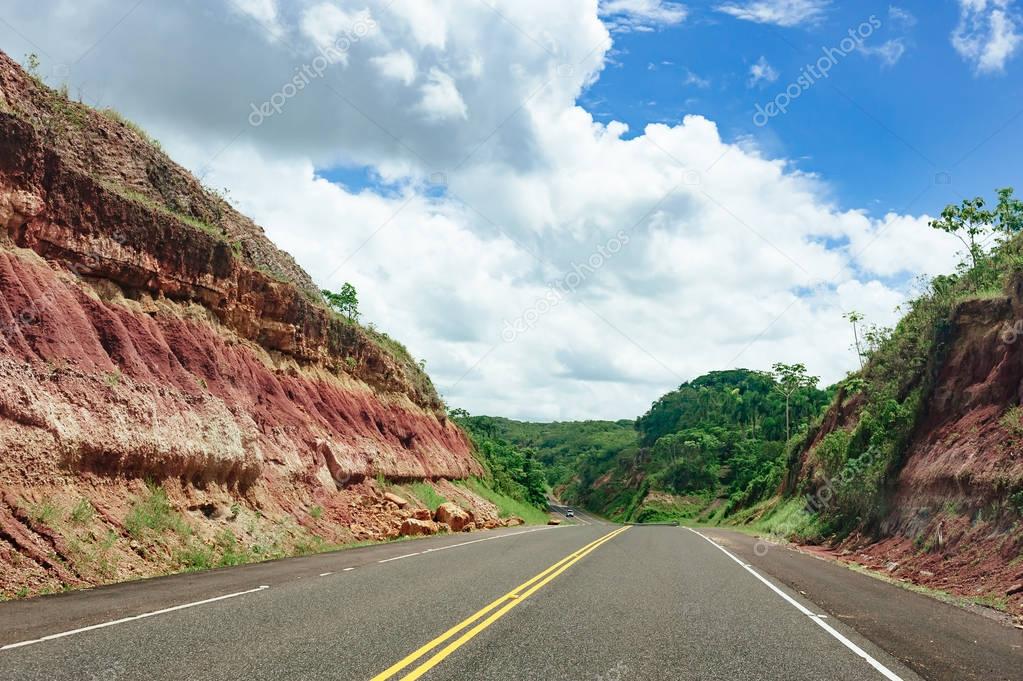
[399,518,439,536]
[548,518,562,525]
[384,492,410,508]
[503,516,524,527]
[412,508,432,521]
[434,502,473,532]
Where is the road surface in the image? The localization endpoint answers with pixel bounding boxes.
[0,523,1019,680]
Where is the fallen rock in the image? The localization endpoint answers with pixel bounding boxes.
[412,508,432,521]
[384,492,409,508]
[400,518,439,536]
[1008,583,1023,596]
[434,502,473,532]
[504,516,524,527]
[548,518,562,525]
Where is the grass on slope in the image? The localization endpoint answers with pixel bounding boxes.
[460,478,549,525]
[407,482,448,510]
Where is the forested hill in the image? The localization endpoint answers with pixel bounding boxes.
[473,368,833,522]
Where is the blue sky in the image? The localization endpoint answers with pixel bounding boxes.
[585,2,1022,218]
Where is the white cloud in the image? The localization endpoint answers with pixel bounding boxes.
[299,3,376,65]
[371,49,416,85]
[716,0,829,27]
[951,0,1022,74]
[231,0,282,37]
[748,55,779,86]
[888,5,917,29]
[599,0,688,32]
[683,68,711,88]
[860,38,907,67]
[0,0,961,420]
[416,67,468,121]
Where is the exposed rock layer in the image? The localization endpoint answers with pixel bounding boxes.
[792,288,1023,615]
[0,51,490,596]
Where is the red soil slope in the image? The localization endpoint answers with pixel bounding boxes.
[792,291,1023,616]
[0,51,496,596]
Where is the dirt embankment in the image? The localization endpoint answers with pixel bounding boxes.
[791,288,1023,616]
[0,50,504,597]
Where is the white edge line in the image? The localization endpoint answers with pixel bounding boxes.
[379,526,556,563]
[0,585,270,652]
[378,552,422,563]
[319,572,334,577]
[687,529,904,681]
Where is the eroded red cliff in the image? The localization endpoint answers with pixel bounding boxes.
[791,285,1023,615]
[0,51,498,596]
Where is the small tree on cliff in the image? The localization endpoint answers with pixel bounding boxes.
[322,282,360,322]
[772,362,818,442]
[929,196,993,270]
[995,187,1023,235]
[843,310,865,370]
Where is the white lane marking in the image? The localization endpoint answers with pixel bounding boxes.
[419,526,553,555]
[374,526,558,564]
[319,572,334,577]
[687,529,904,681]
[0,585,270,652]
[343,567,355,572]
[378,552,422,563]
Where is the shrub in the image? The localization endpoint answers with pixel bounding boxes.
[125,484,188,538]
[69,498,95,524]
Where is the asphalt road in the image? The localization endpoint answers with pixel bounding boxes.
[0,524,1018,681]
[547,500,603,525]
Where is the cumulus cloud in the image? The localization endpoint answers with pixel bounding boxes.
[416,67,468,121]
[716,0,829,27]
[0,0,960,420]
[748,55,779,86]
[951,0,1022,74]
[371,49,416,85]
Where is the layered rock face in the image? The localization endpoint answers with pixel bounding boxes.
[0,51,489,595]
[793,286,1023,614]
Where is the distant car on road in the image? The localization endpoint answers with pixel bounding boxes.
[565,510,575,517]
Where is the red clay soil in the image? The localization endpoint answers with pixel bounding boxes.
[789,290,1023,618]
[0,50,506,598]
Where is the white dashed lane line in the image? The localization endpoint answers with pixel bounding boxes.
[0,586,271,652]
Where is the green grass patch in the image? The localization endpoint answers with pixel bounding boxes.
[26,498,60,527]
[69,498,95,524]
[101,181,225,242]
[460,478,549,525]
[1000,406,1023,438]
[408,482,447,511]
[124,484,189,539]
[99,107,162,148]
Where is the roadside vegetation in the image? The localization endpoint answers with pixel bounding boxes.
[450,413,549,510]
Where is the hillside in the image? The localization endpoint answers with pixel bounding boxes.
[0,51,533,598]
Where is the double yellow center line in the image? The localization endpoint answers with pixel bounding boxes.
[370,526,629,681]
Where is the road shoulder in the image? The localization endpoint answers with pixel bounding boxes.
[699,528,1023,681]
